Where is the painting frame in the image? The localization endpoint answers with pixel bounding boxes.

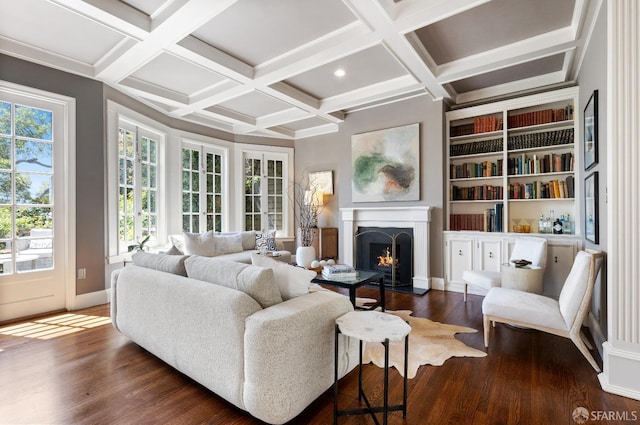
[351,123,420,202]
[583,90,598,171]
[308,170,333,195]
[584,171,599,244]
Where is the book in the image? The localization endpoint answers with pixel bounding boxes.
[322,265,355,275]
[322,271,357,279]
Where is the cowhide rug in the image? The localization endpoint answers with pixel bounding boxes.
[362,310,487,379]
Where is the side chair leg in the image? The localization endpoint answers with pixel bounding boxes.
[483,315,490,348]
[570,334,601,372]
[463,284,468,303]
[580,330,594,350]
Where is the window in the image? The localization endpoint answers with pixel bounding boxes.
[243,151,288,236]
[182,143,226,233]
[117,121,161,252]
[0,101,54,274]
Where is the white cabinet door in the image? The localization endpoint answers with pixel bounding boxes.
[476,238,503,272]
[543,241,578,298]
[445,237,473,284]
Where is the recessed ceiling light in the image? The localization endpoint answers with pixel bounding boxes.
[334,68,346,78]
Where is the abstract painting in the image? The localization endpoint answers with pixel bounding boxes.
[351,123,420,202]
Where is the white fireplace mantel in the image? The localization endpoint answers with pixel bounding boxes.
[340,206,432,290]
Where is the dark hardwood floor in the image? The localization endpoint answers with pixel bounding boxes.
[1,287,638,425]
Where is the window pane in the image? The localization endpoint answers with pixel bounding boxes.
[182,193,190,212]
[267,160,274,177]
[192,172,199,192]
[16,206,52,237]
[0,172,10,203]
[192,194,199,212]
[149,166,156,189]
[182,215,189,231]
[192,150,199,171]
[125,131,134,157]
[141,164,148,187]
[215,175,221,193]
[206,194,213,213]
[253,159,261,176]
[15,105,52,141]
[0,138,11,169]
[206,153,213,172]
[15,140,52,172]
[126,160,134,185]
[18,173,52,205]
[191,215,199,233]
[149,139,157,163]
[0,102,10,135]
[141,138,148,161]
[182,171,190,191]
[215,195,221,213]
[0,206,12,238]
[215,154,221,173]
[206,174,213,193]
[275,161,282,177]
[182,149,190,170]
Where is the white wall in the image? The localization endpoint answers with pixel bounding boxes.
[295,95,445,278]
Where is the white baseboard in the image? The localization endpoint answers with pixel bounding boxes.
[598,341,640,401]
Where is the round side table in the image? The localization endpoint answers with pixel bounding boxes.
[334,310,411,425]
[501,263,544,294]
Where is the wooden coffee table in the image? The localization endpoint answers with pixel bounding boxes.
[312,270,385,311]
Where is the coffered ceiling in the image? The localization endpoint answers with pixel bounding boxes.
[0,0,599,139]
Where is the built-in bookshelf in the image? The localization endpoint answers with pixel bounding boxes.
[446,87,580,235]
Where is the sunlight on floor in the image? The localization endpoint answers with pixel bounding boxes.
[0,313,112,340]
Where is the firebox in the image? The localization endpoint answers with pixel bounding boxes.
[355,227,413,287]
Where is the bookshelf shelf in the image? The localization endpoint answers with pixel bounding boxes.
[446,86,580,235]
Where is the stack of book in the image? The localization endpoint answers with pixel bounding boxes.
[322,264,357,279]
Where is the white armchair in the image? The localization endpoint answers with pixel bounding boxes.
[482,250,603,371]
[462,236,547,302]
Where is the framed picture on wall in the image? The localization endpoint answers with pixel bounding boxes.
[584,171,599,244]
[583,90,598,170]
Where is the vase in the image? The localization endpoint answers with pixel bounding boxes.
[296,246,316,268]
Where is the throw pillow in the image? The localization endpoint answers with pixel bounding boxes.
[251,253,314,300]
[132,251,189,276]
[159,244,183,255]
[255,230,277,251]
[168,234,185,253]
[184,256,282,308]
[183,231,216,256]
[213,233,244,255]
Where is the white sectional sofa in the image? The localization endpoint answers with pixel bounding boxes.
[111,252,357,424]
[161,230,292,264]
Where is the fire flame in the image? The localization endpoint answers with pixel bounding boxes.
[377,247,398,267]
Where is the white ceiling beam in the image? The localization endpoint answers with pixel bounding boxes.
[0,36,94,77]
[341,0,452,100]
[95,0,239,83]
[119,76,189,105]
[295,123,341,140]
[49,0,151,38]
[455,71,567,104]
[436,28,577,84]
[321,75,419,112]
[256,108,313,129]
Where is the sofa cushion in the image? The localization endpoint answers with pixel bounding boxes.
[183,231,216,256]
[132,251,189,276]
[213,233,243,255]
[251,253,314,300]
[184,256,282,308]
[255,230,277,251]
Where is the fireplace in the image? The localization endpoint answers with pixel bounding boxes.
[355,227,413,287]
[341,206,432,290]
